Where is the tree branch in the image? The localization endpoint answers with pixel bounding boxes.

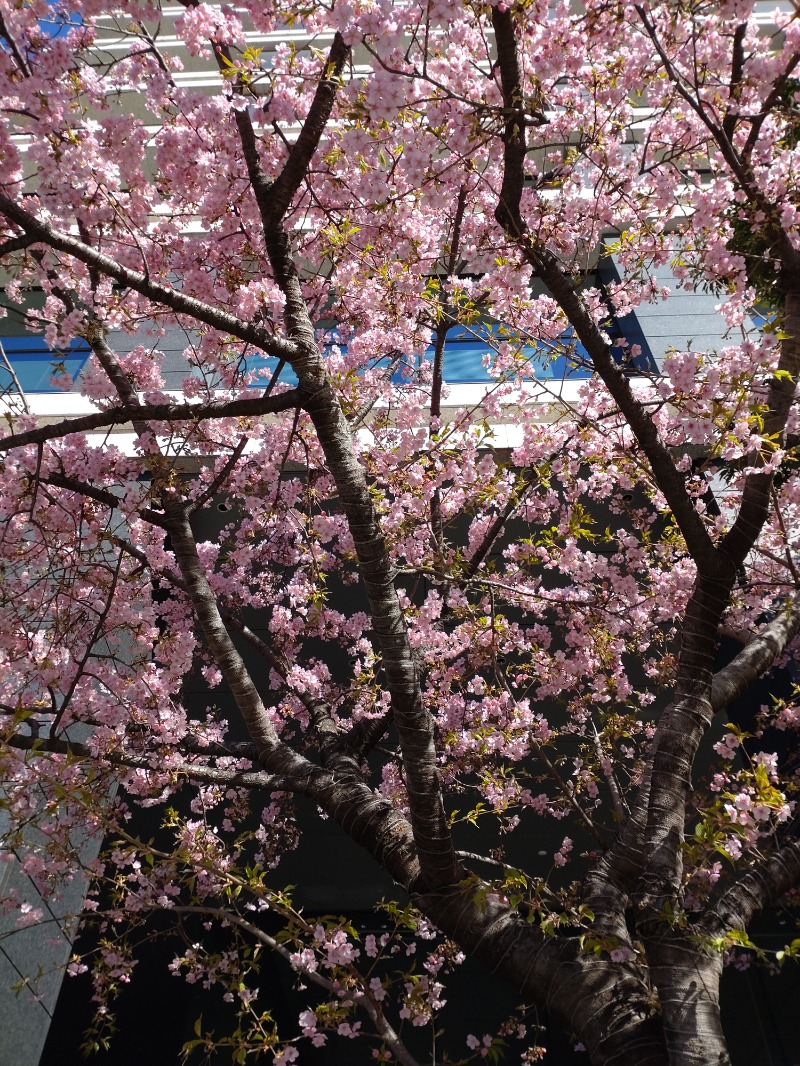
[5,730,286,791]
[0,389,301,452]
[491,7,528,237]
[711,599,800,714]
[0,233,33,257]
[700,840,800,939]
[168,904,423,1066]
[265,33,350,222]
[0,192,300,361]
[489,10,719,572]
[225,47,459,890]
[529,251,721,571]
[633,3,800,272]
[110,530,351,766]
[721,21,747,143]
[720,289,800,567]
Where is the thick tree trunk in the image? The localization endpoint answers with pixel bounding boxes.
[646,939,730,1066]
[415,882,669,1066]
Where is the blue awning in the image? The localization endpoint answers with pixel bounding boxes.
[244,322,601,388]
[0,337,90,393]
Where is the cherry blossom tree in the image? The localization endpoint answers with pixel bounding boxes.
[2,1,800,1063]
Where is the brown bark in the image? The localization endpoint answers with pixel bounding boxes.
[227,54,461,891]
[0,389,300,452]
